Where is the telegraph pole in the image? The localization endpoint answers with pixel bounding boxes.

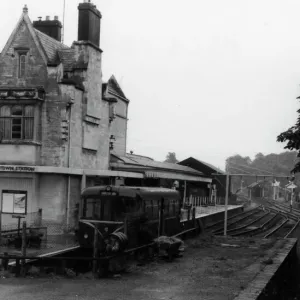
[224,172,230,236]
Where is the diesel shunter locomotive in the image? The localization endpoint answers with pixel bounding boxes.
[77,185,182,255]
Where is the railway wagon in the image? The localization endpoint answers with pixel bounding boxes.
[77,185,182,254]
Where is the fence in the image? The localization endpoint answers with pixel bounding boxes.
[184,195,226,207]
[0,206,79,249]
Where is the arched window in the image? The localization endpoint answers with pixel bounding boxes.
[0,105,34,140]
[19,54,26,78]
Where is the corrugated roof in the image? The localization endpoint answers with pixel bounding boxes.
[113,154,204,175]
[179,157,225,174]
[34,29,69,63]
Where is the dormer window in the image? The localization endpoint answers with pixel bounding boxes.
[19,54,26,78]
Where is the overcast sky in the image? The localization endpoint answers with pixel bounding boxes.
[1,0,299,170]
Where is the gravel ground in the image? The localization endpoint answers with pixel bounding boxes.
[0,235,277,300]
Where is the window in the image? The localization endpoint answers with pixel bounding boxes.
[0,105,34,140]
[2,190,27,214]
[19,54,26,78]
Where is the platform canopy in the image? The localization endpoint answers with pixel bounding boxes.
[110,153,212,183]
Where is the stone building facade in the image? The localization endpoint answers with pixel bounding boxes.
[0,3,138,232]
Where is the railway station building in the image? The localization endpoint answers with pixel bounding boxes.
[0,2,210,234]
[0,3,143,233]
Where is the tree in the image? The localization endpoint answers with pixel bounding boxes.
[225,151,299,194]
[277,102,300,173]
[165,152,178,163]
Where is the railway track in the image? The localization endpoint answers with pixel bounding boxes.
[229,212,282,237]
[205,206,262,232]
[207,198,300,239]
[213,209,270,235]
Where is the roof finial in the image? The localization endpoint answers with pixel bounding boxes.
[23,4,28,14]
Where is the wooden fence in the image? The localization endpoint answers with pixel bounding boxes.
[184,195,226,207]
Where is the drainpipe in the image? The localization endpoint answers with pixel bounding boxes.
[66,99,74,231]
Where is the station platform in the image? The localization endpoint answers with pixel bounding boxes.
[181,204,245,226]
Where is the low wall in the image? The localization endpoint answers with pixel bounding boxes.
[233,238,298,300]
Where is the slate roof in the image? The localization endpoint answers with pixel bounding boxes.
[108,77,126,99]
[112,154,204,176]
[103,75,129,102]
[34,29,70,63]
[58,49,77,71]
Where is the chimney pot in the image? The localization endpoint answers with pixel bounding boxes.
[23,4,28,14]
[54,16,59,20]
[78,1,101,47]
[33,16,62,42]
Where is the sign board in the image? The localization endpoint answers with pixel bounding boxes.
[100,191,117,196]
[0,165,35,172]
[12,215,25,219]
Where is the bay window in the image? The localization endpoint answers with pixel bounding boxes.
[0,105,34,140]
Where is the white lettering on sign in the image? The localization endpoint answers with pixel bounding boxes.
[0,166,35,172]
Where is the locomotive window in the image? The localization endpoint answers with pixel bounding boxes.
[83,198,101,219]
[122,196,141,213]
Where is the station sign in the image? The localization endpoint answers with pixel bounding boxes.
[0,165,35,172]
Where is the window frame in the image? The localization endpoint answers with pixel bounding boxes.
[1,190,27,215]
[18,53,27,78]
[0,104,35,140]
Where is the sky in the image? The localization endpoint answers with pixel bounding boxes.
[1,0,300,170]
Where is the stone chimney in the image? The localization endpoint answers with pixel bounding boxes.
[33,16,62,42]
[78,0,102,48]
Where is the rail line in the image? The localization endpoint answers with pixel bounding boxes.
[205,205,262,231]
[284,219,300,238]
[209,196,300,238]
[229,212,283,237]
[263,219,290,238]
[213,210,270,235]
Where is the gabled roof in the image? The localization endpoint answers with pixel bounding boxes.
[179,157,225,175]
[1,6,71,67]
[1,7,48,64]
[103,75,129,102]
